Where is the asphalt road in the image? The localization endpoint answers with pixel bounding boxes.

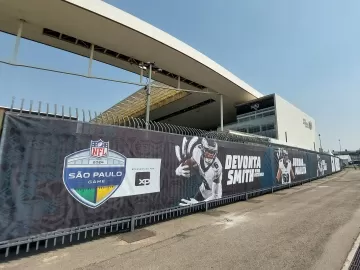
[1,169,359,270]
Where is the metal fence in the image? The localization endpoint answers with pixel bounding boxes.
[4,98,272,146]
[0,169,345,259]
[5,98,326,155]
[0,98,344,259]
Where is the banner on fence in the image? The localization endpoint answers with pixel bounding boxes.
[331,156,341,172]
[0,113,342,242]
[62,139,162,208]
[273,147,310,185]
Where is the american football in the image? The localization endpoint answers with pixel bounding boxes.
[182,158,198,169]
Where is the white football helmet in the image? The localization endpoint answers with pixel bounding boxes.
[280,149,289,165]
[201,138,218,164]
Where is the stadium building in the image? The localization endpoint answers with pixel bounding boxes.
[100,84,317,151]
[1,0,317,151]
[219,94,316,151]
[334,150,360,165]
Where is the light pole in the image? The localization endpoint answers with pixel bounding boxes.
[145,63,153,130]
[318,134,323,152]
[339,139,342,153]
[220,94,224,131]
[139,62,162,130]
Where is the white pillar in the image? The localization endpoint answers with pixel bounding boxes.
[145,64,152,129]
[12,20,24,64]
[220,95,224,131]
[140,64,143,84]
[177,76,181,89]
[88,44,94,77]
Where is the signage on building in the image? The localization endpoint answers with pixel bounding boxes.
[250,103,259,110]
[303,119,312,130]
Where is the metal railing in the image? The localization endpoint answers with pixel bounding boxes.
[4,98,272,146]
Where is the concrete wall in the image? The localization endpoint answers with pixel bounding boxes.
[275,94,316,151]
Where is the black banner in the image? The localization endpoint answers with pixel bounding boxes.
[173,137,273,204]
[273,147,310,185]
[311,153,332,177]
[0,113,342,242]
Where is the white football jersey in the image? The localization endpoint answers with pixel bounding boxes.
[318,161,324,176]
[192,145,222,200]
[279,158,292,184]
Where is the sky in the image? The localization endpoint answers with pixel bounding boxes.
[0,0,359,152]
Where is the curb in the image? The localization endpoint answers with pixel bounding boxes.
[342,231,360,270]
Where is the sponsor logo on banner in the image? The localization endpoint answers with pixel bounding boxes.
[90,140,109,158]
[225,155,264,185]
[63,140,162,208]
[293,158,307,176]
[112,158,161,197]
[63,140,126,208]
[135,172,151,186]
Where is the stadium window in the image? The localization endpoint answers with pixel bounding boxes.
[248,126,260,133]
[262,123,275,131]
[269,131,276,138]
[263,110,275,117]
[267,123,275,130]
[238,116,250,123]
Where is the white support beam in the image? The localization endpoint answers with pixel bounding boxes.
[220,94,224,131]
[0,60,146,86]
[177,76,181,89]
[140,64,143,83]
[12,20,24,64]
[88,44,94,77]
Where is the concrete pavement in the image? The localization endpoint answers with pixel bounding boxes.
[1,169,359,270]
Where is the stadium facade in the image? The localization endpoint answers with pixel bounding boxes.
[219,94,316,151]
[1,0,317,151]
[101,86,317,151]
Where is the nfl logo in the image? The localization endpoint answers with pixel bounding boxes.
[63,139,126,208]
[90,139,109,158]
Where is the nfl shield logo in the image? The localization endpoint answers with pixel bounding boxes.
[63,140,126,208]
[90,139,109,158]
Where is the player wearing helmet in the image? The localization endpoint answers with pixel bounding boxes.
[276,149,295,184]
[175,137,223,206]
[317,154,325,176]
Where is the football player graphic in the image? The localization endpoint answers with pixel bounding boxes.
[317,154,325,177]
[174,136,223,206]
[276,149,295,184]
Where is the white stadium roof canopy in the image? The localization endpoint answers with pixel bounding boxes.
[0,0,263,130]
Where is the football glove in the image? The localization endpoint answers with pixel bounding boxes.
[175,163,190,178]
[175,136,199,163]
